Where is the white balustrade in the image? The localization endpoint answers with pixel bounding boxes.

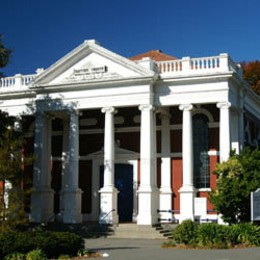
[190,57,220,70]
[156,60,182,73]
[155,54,241,76]
[0,74,36,88]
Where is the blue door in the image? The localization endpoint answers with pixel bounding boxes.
[100,164,134,222]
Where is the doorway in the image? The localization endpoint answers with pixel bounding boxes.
[100,164,134,222]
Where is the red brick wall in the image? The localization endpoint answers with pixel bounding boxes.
[172,158,182,211]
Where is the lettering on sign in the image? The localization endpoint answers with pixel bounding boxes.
[74,66,107,75]
[68,66,108,81]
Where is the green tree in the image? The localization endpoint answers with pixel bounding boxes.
[209,148,260,224]
[0,112,34,232]
[0,35,12,78]
[0,36,33,232]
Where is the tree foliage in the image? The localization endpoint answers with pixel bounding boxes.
[209,148,260,224]
[242,61,260,96]
[0,35,12,78]
[0,111,34,232]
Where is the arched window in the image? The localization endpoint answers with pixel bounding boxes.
[193,114,210,188]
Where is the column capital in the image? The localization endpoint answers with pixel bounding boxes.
[179,104,193,111]
[217,101,231,109]
[101,107,117,114]
[138,104,155,112]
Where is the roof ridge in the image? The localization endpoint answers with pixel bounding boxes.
[130,50,177,61]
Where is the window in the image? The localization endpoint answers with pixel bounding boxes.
[193,114,210,188]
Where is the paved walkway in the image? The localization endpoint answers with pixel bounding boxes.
[85,237,260,260]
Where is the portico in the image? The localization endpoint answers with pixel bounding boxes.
[1,39,260,225]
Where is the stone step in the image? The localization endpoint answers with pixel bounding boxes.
[109,224,171,239]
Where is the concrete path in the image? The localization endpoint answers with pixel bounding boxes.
[85,237,260,260]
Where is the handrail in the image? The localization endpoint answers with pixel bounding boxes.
[157,209,180,213]
[158,218,179,223]
[99,209,115,225]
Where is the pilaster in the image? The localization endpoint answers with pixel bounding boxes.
[217,102,231,162]
[231,108,239,154]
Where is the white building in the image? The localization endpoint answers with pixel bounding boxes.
[0,39,260,225]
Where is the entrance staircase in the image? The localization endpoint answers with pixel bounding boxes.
[110,223,175,239]
[29,222,176,239]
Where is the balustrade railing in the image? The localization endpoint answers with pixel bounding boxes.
[0,74,36,89]
[156,54,241,76]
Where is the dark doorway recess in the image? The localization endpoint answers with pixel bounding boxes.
[100,164,134,222]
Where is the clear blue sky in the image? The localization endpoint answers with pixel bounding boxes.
[1,0,260,76]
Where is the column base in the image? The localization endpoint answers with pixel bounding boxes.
[31,188,54,223]
[179,185,197,223]
[137,186,159,225]
[62,188,82,224]
[99,186,119,225]
[159,188,173,222]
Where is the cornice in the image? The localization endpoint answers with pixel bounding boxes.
[31,75,157,94]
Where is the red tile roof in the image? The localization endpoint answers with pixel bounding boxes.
[130,50,177,61]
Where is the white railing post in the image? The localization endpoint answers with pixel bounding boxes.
[181,57,191,74]
[14,74,23,88]
[219,53,229,71]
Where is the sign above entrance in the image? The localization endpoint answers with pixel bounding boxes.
[68,66,107,81]
[66,65,121,82]
[74,66,107,75]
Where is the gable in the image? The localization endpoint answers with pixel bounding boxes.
[31,40,155,87]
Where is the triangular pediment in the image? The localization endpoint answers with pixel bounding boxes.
[31,40,155,87]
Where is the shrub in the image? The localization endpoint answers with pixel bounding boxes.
[58,254,71,259]
[77,248,89,257]
[4,252,25,260]
[26,249,47,260]
[161,241,176,248]
[197,223,229,248]
[169,222,260,249]
[0,231,83,259]
[172,220,198,245]
[229,223,260,246]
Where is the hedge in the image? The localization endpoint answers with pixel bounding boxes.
[0,231,84,258]
[172,220,260,248]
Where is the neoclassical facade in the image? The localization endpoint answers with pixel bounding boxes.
[0,39,260,225]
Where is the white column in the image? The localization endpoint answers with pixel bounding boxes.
[99,107,119,224]
[231,109,239,154]
[179,104,196,222]
[238,108,244,152]
[217,102,231,162]
[60,119,69,215]
[159,109,173,222]
[63,110,82,223]
[137,104,159,225]
[31,111,54,222]
[238,90,245,152]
